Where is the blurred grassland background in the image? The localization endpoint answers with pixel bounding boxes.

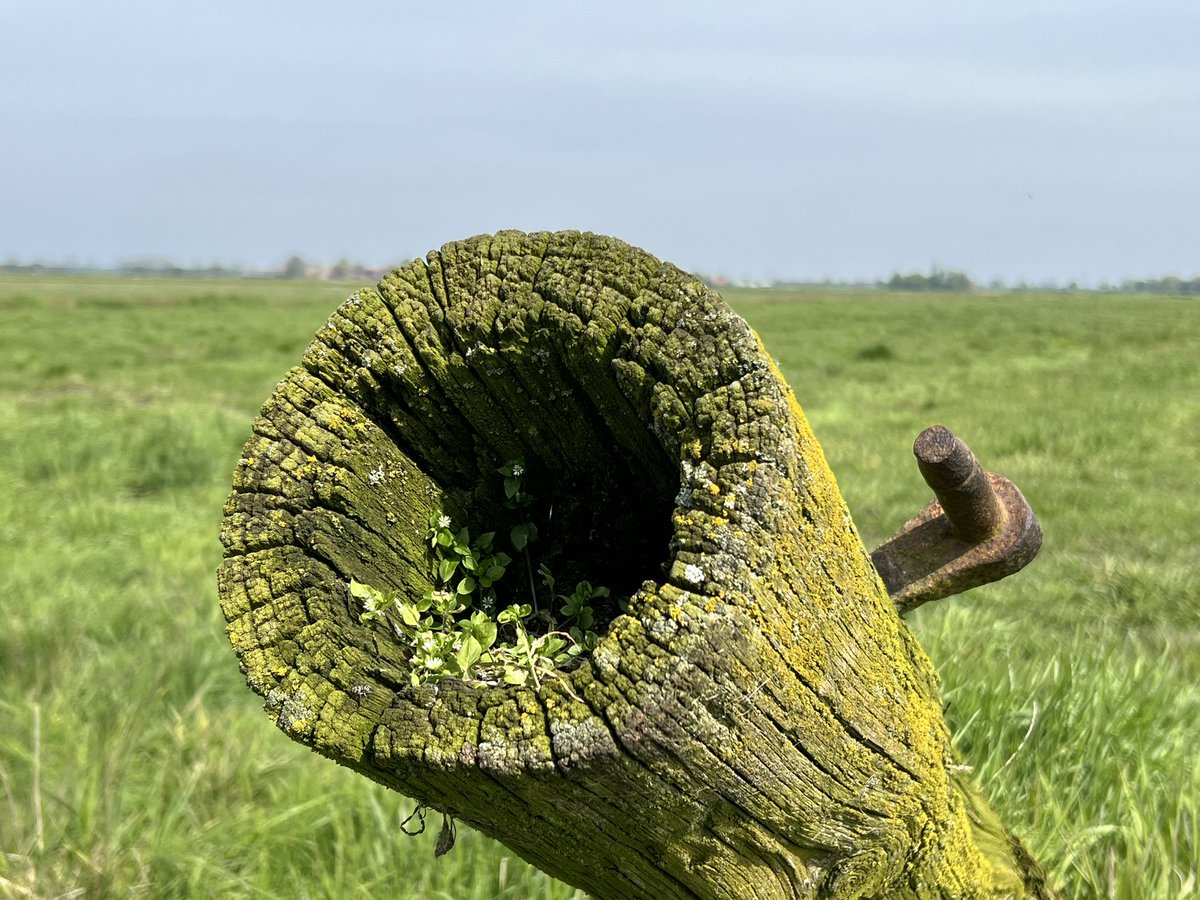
[0,276,1196,898]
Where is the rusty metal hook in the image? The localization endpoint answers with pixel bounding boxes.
[870,425,1043,615]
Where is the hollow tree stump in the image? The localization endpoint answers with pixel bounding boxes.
[218,231,1053,898]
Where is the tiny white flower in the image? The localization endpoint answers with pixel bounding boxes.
[684,564,705,584]
[422,637,437,652]
[362,596,379,613]
[423,656,444,670]
[511,463,524,477]
[438,514,452,529]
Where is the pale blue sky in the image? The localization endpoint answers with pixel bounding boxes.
[2,1,1196,282]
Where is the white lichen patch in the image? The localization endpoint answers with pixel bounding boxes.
[650,616,680,641]
[549,718,617,763]
[591,645,621,678]
[277,692,313,732]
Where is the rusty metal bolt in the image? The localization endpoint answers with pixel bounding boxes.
[871,425,1043,614]
[914,425,1005,543]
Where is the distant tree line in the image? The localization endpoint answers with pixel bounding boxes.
[1110,275,1200,295]
[279,255,399,281]
[3,256,1198,294]
[884,266,974,292]
[0,255,400,281]
[881,267,1200,295]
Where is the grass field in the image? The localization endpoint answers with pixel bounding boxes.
[1,275,1196,898]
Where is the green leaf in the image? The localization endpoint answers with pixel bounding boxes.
[456,636,482,675]
[497,603,532,624]
[464,611,499,649]
[398,602,422,628]
[538,563,555,591]
[476,531,495,550]
[510,524,528,551]
[348,579,374,599]
[479,561,507,586]
[476,620,497,649]
[436,530,453,548]
[504,476,520,499]
[456,577,476,595]
[438,558,458,583]
[461,554,478,572]
[503,667,528,686]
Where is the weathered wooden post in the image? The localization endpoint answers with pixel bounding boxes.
[218,230,1054,898]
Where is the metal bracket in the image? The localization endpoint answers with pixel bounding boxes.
[870,425,1043,615]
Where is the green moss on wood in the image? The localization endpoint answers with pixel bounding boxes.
[218,230,1053,898]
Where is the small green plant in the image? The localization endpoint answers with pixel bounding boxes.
[351,458,615,691]
[539,565,604,656]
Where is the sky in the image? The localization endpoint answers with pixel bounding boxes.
[1,0,1197,284]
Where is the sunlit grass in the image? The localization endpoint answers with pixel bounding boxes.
[1,277,1196,897]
